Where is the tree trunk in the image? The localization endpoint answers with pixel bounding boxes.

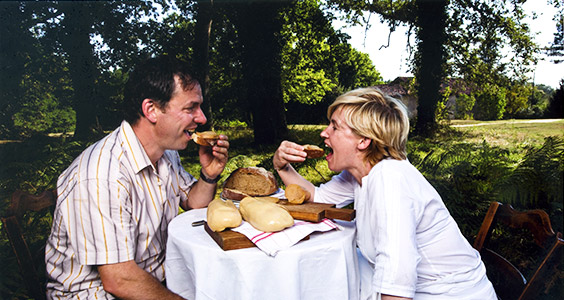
[59,2,100,141]
[414,0,448,137]
[233,1,289,145]
[193,0,214,131]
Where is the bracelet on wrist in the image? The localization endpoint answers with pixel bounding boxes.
[199,169,220,184]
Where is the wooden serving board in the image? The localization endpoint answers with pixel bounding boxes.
[204,202,355,251]
[276,200,356,222]
[204,222,310,251]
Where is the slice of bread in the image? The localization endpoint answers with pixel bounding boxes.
[284,184,311,204]
[303,144,324,159]
[192,131,219,146]
[222,167,278,199]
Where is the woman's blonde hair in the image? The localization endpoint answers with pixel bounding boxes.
[327,87,409,165]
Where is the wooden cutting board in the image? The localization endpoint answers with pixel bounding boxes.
[276,200,355,222]
[204,222,310,251]
[205,202,355,251]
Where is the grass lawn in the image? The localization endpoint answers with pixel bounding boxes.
[449,119,564,148]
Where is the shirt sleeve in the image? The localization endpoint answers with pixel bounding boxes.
[314,170,356,208]
[369,165,419,298]
[61,178,135,266]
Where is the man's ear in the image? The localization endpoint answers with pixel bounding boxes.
[141,99,158,123]
[358,137,372,150]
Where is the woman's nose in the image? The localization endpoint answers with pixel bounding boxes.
[320,127,329,138]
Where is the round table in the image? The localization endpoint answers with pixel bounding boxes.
[165,208,359,300]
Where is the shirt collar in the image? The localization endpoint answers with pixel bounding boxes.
[119,120,153,174]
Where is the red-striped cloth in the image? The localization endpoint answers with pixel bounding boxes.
[231,219,342,256]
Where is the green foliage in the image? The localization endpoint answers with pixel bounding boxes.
[473,83,507,120]
[496,137,564,211]
[13,94,75,138]
[504,83,532,118]
[435,86,451,121]
[280,0,381,106]
[454,93,475,119]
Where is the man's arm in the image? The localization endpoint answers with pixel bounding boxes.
[182,134,229,210]
[98,260,184,300]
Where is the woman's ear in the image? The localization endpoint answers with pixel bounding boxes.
[142,98,158,123]
[358,137,372,150]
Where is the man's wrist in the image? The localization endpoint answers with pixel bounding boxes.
[199,169,220,184]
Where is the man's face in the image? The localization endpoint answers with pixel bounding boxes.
[154,78,206,151]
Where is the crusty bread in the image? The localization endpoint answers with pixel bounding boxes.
[285,184,311,204]
[222,167,278,199]
[303,144,324,159]
[192,131,219,146]
[221,187,250,201]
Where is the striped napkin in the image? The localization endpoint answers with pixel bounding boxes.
[231,219,342,256]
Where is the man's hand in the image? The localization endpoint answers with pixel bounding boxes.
[98,261,184,300]
[183,134,229,210]
[199,134,229,180]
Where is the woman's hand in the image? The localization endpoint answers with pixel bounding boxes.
[273,140,307,171]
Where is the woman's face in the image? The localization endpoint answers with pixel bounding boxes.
[320,107,362,172]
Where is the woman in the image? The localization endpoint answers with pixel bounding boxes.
[273,87,496,299]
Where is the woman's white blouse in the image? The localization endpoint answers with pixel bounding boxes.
[314,159,496,299]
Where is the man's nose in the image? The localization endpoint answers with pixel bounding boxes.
[195,108,207,124]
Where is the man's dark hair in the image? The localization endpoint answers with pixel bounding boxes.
[123,55,199,125]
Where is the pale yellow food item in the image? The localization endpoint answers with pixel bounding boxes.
[239,196,294,232]
[206,199,242,232]
[285,184,311,204]
[192,131,219,146]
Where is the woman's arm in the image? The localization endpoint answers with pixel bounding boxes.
[273,140,316,199]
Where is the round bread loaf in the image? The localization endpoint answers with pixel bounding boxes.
[303,144,324,159]
[285,184,311,204]
[222,167,278,199]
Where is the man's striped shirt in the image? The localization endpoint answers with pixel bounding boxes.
[45,121,196,299]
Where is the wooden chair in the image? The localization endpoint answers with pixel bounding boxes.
[1,190,56,300]
[473,201,564,300]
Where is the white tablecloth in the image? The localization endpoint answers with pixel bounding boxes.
[165,208,359,300]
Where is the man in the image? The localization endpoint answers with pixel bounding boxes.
[45,55,229,299]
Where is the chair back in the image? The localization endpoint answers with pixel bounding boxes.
[473,201,563,300]
[2,190,56,300]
